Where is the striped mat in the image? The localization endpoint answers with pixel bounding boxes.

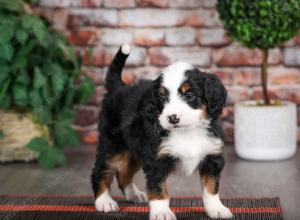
[0,195,283,220]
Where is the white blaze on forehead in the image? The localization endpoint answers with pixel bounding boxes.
[161,62,194,91]
[159,61,203,131]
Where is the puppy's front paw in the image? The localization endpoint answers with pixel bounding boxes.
[150,208,177,220]
[95,193,119,212]
[205,204,233,219]
[125,184,148,202]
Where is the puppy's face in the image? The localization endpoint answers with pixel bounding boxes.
[156,62,227,130]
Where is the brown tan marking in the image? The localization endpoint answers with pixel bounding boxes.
[115,151,142,192]
[200,105,208,119]
[180,82,191,94]
[159,86,167,96]
[95,152,135,197]
[148,181,169,200]
[201,175,218,194]
[95,165,115,197]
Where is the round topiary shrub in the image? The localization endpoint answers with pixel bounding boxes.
[217,0,300,104]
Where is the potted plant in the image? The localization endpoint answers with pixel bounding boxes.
[0,0,94,168]
[217,0,300,160]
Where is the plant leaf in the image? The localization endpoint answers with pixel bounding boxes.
[12,56,27,70]
[59,109,75,125]
[33,67,47,89]
[21,15,38,30]
[0,65,9,85]
[38,147,67,169]
[38,150,55,169]
[41,81,51,105]
[0,78,11,99]
[51,65,67,95]
[53,109,76,147]
[17,39,36,56]
[21,15,48,45]
[0,22,14,44]
[68,128,80,147]
[54,123,70,147]
[32,20,47,44]
[0,44,14,61]
[52,147,67,166]
[64,79,75,107]
[12,83,28,106]
[15,71,30,85]
[0,96,10,109]
[16,29,29,45]
[29,90,43,109]
[35,107,51,124]
[0,0,23,12]
[26,137,48,152]
[76,76,94,104]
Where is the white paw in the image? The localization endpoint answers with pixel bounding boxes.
[205,204,233,219]
[150,208,177,220]
[95,191,119,212]
[125,183,148,202]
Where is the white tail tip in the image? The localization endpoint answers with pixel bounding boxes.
[121,44,131,55]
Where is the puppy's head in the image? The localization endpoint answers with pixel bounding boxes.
[155,62,227,130]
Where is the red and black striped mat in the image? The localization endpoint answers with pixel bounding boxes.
[0,195,283,220]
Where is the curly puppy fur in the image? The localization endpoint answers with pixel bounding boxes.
[91,45,233,219]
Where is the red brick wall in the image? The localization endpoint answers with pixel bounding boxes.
[38,0,300,145]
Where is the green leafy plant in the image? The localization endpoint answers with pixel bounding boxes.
[0,0,94,168]
[217,0,300,105]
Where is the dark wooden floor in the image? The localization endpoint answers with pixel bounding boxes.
[1,146,299,220]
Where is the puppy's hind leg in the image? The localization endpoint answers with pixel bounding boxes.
[116,152,147,203]
[91,143,118,212]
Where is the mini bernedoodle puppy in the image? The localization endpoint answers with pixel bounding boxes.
[91,44,233,219]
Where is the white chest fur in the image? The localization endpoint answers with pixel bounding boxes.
[159,127,223,176]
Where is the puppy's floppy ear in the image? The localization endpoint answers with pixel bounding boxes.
[142,75,163,118]
[204,73,227,118]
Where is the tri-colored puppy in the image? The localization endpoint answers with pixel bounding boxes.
[91,44,233,219]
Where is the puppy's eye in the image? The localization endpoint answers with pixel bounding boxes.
[184,92,195,101]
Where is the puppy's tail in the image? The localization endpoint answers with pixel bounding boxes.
[105,44,131,92]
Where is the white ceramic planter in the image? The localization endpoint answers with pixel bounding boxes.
[234,101,297,161]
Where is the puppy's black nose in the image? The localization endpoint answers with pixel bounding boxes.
[168,114,180,125]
